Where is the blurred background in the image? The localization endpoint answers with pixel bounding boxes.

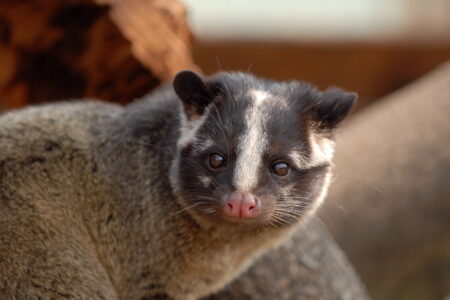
[0,0,449,112]
[185,0,450,111]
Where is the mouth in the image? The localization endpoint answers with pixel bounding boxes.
[188,202,277,229]
[180,193,290,229]
[217,213,266,226]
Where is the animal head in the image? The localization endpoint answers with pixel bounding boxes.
[171,70,356,229]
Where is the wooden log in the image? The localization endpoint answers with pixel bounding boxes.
[97,0,201,81]
[0,0,198,110]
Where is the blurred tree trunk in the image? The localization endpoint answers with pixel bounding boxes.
[0,0,199,110]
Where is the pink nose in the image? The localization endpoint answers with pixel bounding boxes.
[223,192,261,219]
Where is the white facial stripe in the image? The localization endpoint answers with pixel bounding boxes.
[233,90,270,191]
[308,134,335,168]
[252,90,270,105]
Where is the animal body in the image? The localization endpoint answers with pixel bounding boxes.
[0,71,356,299]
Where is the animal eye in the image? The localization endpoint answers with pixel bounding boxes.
[208,153,225,169]
[271,162,289,176]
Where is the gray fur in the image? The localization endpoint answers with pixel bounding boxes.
[0,95,282,300]
[0,72,355,299]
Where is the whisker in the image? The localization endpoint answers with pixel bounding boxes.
[202,208,216,214]
[170,202,208,218]
[215,56,223,71]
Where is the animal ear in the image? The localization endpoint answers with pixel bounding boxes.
[308,87,357,131]
[173,70,216,119]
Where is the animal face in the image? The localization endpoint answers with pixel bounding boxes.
[172,71,356,229]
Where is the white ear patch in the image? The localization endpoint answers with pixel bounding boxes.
[233,90,271,191]
[309,134,335,167]
[177,108,209,149]
[194,139,214,152]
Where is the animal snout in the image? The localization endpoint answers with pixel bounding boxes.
[222,192,261,218]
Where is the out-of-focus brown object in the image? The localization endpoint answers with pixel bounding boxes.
[97,0,200,82]
[0,0,198,110]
